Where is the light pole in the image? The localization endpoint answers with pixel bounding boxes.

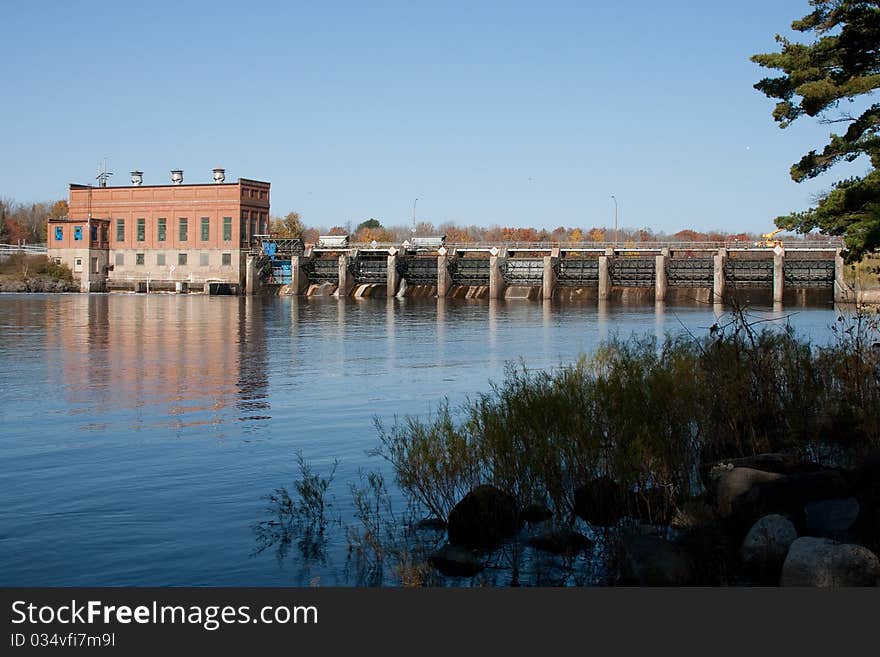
[411,197,419,236]
[611,195,618,247]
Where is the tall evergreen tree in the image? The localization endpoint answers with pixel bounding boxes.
[752,0,880,261]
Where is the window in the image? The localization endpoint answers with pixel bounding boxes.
[74,226,83,241]
[74,258,83,272]
[116,219,125,242]
[179,218,188,242]
[201,216,210,241]
[101,226,108,243]
[199,252,209,267]
[115,252,124,266]
[223,216,232,241]
[137,218,145,242]
[158,218,166,242]
[156,252,165,266]
[54,226,63,241]
[90,225,98,241]
[240,212,248,243]
[92,257,99,273]
[178,253,187,266]
[136,253,145,266]
[221,252,232,266]
[259,190,267,200]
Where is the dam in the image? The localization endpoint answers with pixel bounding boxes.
[247,237,848,306]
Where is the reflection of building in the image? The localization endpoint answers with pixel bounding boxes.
[47,168,270,293]
[44,295,268,431]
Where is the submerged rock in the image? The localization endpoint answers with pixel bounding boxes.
[527,528,594,556]
[428,544,484,577]
[447,485,520,549]
[740,514,798,580]
[780,537,880,587]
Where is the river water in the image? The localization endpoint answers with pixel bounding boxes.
[0,293,843,585]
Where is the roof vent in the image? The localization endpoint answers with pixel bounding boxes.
[170,169,184,185]
[212,168,226,183]
[131,171,144,186]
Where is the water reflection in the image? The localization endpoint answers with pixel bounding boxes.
[40,294,271,433]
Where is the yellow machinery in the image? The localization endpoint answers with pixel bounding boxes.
[756,228,784,248]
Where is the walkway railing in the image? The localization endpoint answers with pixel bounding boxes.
[0,243,48,256]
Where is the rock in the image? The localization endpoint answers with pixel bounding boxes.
[805,498,860,540]
[521,503,554,523]
[780,537,880,587]
[618,535,694,586]
[716,468,783,517]
[428,544,484,577]
[702,454,820,496]
[740,514,798,580]
[734,471,851,526]
[528,528,594,556]
[447,485,520,549]
[573,477,628,526]
[416,517,447,531]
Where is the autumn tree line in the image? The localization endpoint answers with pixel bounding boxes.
[0,199,68,245]
[0,199,833,248]
[270,211,826,246]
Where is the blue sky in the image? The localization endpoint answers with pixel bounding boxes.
[1,0,869,234]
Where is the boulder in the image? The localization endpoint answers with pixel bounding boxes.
[527,528,594,556]
[740,514,798,580]
[618,535,695,586]
[447,485,520,549]
[521,503,554,524]
[804,498,860,540]
[573,477,628,526]
[428,544,484,577]
[702,454,820,496]
[716,468,783,517]
[733,471,851,526]
[780,537,880,587]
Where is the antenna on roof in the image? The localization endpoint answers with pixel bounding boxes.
[96,158,113,188]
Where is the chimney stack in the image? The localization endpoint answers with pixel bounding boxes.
[212,167,226,183]
[130,171,143,186]
[170,169,184,185]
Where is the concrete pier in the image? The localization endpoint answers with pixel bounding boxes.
[655,253,667,302]
[713,249,726,303]
[773,248,785,304]
[245,255,257,295]
[542,254,557,301]
[291,255,310,294]
[489,249,507,300]
[387,251,400,298]
[336,253,354,297]
[437,252,452,298]
[598,255,610,300]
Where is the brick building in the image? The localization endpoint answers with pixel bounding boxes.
[47,168,270,293]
